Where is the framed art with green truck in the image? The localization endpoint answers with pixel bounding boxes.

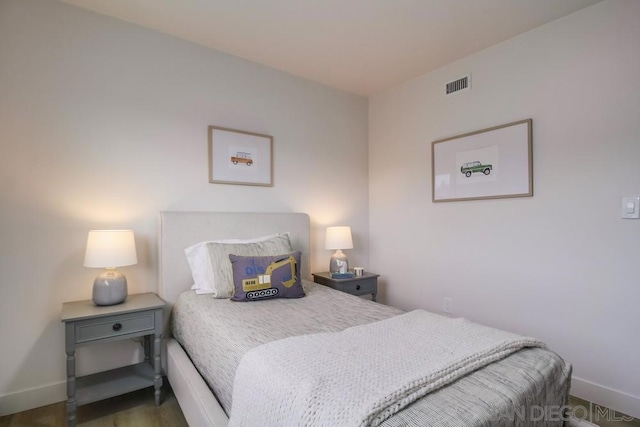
[432,119,532,202]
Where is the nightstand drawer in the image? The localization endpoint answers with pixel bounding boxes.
[75,311,155,344]
[338,278,376,295]
[312,272,379,301]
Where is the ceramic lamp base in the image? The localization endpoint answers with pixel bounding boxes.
[329,249,349,274]
[93,269,128,306]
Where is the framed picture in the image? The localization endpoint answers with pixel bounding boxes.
[208,125,273,186]
[432,119,532,202]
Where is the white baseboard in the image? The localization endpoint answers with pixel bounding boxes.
[0,380,66,417]
[571,376,640,420]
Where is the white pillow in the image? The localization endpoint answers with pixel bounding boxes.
[185,233,292,298]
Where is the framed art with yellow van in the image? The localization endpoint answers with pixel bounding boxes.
[208,125,273,186]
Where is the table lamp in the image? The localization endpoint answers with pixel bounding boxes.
[325,226,353,274]
[84,230,137,306]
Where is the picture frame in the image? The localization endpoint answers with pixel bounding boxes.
[431,119,532,202]
[208,125,273,187]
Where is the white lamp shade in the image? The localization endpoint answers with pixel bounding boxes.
[325,226,353,250]
[84,230,138,268]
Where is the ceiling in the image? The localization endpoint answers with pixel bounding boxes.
[59,0,602,96]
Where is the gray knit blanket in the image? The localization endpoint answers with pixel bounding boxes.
[229,310,546,427]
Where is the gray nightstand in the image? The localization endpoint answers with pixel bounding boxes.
[61,293,165,426]
[312,271,379,301]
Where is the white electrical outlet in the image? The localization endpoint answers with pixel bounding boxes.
[443,297,453,314]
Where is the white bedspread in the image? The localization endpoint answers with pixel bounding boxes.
[229,309,545,427]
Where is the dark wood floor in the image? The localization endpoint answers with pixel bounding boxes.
[0,385,188,427]
[568,396,640,427]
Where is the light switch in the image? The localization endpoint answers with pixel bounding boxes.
[621,196,640,219]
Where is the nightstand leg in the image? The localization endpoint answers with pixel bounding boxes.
[372,292,377,302]
[144,335,151,363]
[153,333,163,406]
[66,350,77,427]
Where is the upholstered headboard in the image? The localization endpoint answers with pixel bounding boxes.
[158,211,311,333]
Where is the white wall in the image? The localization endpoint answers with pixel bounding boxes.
[370,0,640,418]
[0,0,369,414]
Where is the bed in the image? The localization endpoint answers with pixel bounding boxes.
[158,211,572,426]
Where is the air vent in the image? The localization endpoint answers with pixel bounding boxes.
[445,74,471,96]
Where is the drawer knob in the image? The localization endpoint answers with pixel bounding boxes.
[356,285,361,290]
[112,323,122,331]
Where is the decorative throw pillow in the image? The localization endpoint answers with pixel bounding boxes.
[230,252,305,302]
[184,233,292,298]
